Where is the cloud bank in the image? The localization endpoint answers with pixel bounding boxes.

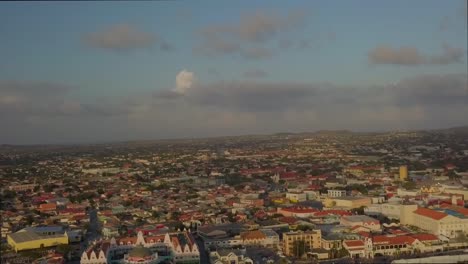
[83,24,172,51]
[194,9,310,59]
[1,72,467,144]
[368,45,464,65]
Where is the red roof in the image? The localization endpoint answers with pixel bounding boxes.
[280,217,298,224]
[344,240,365,247]
[413,207,447,220]
[280,172,297,179]
[410,233,439,241]
[373,235,416,245]
[357,231,371,238]
[388,229,409,235]
[281,207,318,213]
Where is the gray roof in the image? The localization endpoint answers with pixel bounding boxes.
[8,229,66,243]
[343,215,377,222]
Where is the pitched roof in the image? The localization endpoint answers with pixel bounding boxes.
[344,240,365,247]
[372,235,416,245]
[413,207,447,220]
[410,233,439,241]
[240,230,266,240]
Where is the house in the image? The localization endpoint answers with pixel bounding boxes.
[340,215,381,231]
[343,240,367,258]
[239,229,279,249]
[210,248,254,264]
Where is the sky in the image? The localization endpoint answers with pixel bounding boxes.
[0,0,467,144]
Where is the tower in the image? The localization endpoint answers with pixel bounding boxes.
[399,166,408,181]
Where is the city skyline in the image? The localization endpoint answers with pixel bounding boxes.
[1,0,467,144]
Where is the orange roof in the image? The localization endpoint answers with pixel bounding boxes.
[241,230,267,240]
[39,203,57,210]
[344,240,365,247]
[413,208,447,220]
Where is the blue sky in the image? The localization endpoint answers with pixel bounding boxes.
[0,0,467,144]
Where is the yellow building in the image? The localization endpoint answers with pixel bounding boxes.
[282,230,321,257]
[399,165,408,181]
[7,227,69,252]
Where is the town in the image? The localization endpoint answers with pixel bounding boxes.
[1,127,468,264]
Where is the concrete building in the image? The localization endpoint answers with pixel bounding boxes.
[286,192,307,203]
[282,230,322,257]
[328,189,347,198]
[340,215,381,231]
[210,248,254,264]
[324,196,372,209]
[400,166,408,181]
[239,229,279,249]
[81,231,199,264]
[7,226,69,252]
[364,202,418,223]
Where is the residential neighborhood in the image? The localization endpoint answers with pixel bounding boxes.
[2,128,468,263]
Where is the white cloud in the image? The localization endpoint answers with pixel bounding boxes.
[174,70,195,95]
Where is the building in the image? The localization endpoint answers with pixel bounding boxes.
[8,183,38,192]
[282,230,321,257]
[407,207,468,238]
[328,190,347,198]
[340,215,381,231]
[323,196,372,209]
[399,166,408,181]
[7,227,69,252]
[123,245,159,264]
[277,206,318,218]
[364,202,418,223]
[210,248,254,264]
[239,229,279,249]
[343,240,367,258]
[81,231,200,264]
[286,192,307,203]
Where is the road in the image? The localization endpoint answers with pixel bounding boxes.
[192,232,209,264]
[69,208,101,264]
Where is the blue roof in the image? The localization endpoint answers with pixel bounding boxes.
[33,226,64,233]
[442,209,468,219]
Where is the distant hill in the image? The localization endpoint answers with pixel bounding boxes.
[313,129,353,135]
[432,126,468,135]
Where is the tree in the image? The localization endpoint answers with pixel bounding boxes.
[56,244,71,258]
[152,211,161,218]
[402,181,417,190]
[118,224,128,236]
[351,206,367,215]
[337,247,349,258]
[292,240,309,258]
[171,211,181,221]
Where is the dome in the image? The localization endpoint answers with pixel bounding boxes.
[128,246,152,258]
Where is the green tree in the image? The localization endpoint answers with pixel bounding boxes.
[402,181,417,190]
[292,240,309,258]
[56,244,71,258]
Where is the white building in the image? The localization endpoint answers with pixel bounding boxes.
[81,231,199,264]
[328,189,347,198]
[286,192,307,203]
